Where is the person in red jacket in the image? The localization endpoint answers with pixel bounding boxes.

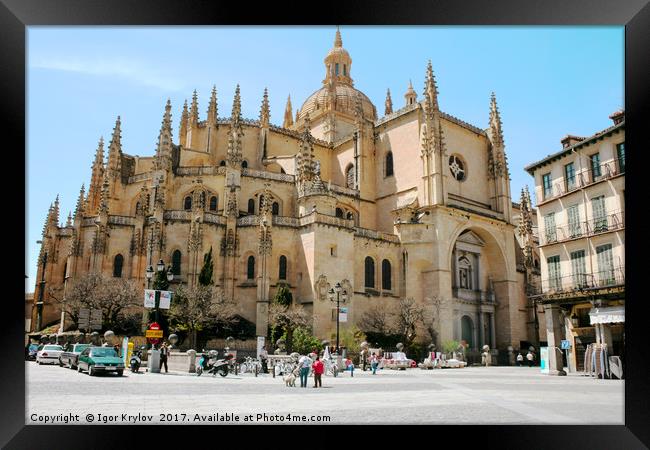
[312,355,324,388]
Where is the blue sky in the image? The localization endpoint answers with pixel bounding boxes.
[26,26,623,288]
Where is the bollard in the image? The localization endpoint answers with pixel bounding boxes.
[187,349,197,373]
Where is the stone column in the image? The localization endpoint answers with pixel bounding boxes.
[490,313,496,348]
[543,304,567,375]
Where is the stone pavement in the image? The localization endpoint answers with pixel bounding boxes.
[26,362,624,425]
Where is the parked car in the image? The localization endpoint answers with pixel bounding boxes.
[26,344,41,361]
[36,345,64,365]
[59,344,91,369]
[77,346,125,376]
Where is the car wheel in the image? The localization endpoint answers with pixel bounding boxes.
[117,370,123,377]
[89,366,94,376]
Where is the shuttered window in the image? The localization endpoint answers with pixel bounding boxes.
[570,250,587,288]
[544,213,557,243]
[591,196,607,232]
[547,255,561,291]
[596,244,614,286]
[568,205,581,238]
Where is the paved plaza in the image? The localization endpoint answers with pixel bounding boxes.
[26,362,623,425]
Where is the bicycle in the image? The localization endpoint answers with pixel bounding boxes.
[239,356,262,376]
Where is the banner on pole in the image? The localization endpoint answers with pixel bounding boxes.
[159,291,172,309]
[144,290,156,308]
[339,307,348,323]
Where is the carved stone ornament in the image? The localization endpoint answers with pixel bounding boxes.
[314,274,330,302]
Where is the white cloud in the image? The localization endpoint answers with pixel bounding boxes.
[30,56,185,91]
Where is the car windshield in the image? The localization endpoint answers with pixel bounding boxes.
[74,344,90,352]
[29,344,39,351]
[90,348,117,357]
[43,345,63,351]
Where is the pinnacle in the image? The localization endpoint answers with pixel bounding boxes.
[334,26,342,48]
[231,84,242,121]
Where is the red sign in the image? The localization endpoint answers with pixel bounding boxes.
[147,322,161,345]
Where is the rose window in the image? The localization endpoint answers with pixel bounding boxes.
[449,155,466,181]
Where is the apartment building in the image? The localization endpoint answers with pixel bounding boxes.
[525,110,625,374]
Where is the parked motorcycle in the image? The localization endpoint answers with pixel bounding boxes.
[130,346,145,373]
[209,352,234,377]
[196,350,214,376]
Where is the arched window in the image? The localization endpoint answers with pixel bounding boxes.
[343,64,347,76]
[219,160,226,167]
[247,256,255,280]
[241,160,248,168]
[209,196,218,211]
[382,259,391,290]
[335,207,344,218]
[184,196,192,210]
[135,201,141,214]
[385,151,394,177]
[113,254,124,278]
[364,256,375,288]
[279,255,287,280]
[248,199,255,214]
[63,261,68,279]
[335,63,340,76]
[172,250,182,276]
[461,316,474,348]
[346,164,355,189]
[272,202,280,215]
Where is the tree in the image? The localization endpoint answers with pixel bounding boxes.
[56,273,141,331]
[198,247,214,286]
[168,285,237,350]
[357,304,391,335]
[284,327,322,355]
[268,285,308,353]
[423,296,443,347]
[393,298,426,348]
[356,297,426,350]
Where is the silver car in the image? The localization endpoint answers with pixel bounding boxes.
[36,345,64,365]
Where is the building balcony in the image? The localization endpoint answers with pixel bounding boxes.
[540,211,624,246]
[527,266,625,301]
[537,158,625,205]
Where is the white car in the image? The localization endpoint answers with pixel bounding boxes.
[36,345,64,365]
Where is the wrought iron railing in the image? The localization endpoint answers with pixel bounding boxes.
[539,159,625,203]
[540,211,624,245]
[527,266,625,296]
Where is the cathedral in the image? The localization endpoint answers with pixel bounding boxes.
[32,29,541,354]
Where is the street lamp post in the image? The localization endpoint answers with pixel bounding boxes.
[327,282,348,352]
[145,259,174,325]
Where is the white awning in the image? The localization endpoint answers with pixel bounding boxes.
[589,306,625,325]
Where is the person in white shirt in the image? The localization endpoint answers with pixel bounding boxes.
[516,352,524,366]
[298,354,312,388]
[526,351,534,367]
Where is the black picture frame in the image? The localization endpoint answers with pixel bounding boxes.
[4,0,648,447]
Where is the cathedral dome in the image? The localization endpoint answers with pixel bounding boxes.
[297,84,377,122]
[296,28,376,123]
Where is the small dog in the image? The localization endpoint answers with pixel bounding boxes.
[283,368,300,387]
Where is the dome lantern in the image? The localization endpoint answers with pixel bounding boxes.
[323,26,353,87]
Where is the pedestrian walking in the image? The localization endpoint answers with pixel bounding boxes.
[160,342,170,373]
[260,345,269,374]
[526,351,534,367]
[345,356,354,377]
[298,354,312,388]
[516,352,524,366]
[312,356,324,388]
[370,352,379,375]
[360,348,367,371]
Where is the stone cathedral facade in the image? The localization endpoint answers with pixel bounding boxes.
[32,29,540,353]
